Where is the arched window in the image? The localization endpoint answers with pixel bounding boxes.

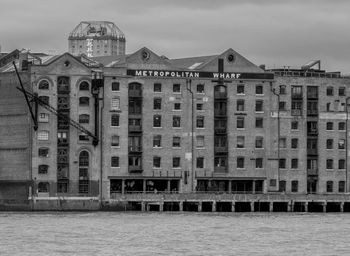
[79,151,89,167]
[79,81,89,91]
[38,80,49,90]
[57,76,70,93]
[79,97,89,106]
[38,182,49,193]
[79,114,90,124]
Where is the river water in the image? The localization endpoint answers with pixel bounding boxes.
[0,212,349,256]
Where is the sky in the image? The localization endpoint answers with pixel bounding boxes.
[0,0,349,73]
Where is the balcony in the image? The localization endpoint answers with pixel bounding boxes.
[128,166,143,174]
[129,146,142,153]
[214,127,227,134]
[214,166,228,173]
[129,90,142,98]
[291,109,302,116]
[214,146,228,153]
[307,129,318,136]
[214,91,227,99]
[307,168,318,176]
[57,86,70,94]
[307,109,318,116]
[214,109,227,116]
[129,125,142,133]
[307,148,318,156]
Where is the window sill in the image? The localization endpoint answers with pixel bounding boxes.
[111,167,121,169]
[172,109,182,112]
[153,147,163,149]
[172,127,182,129]
[153,127,162,129]
[172,147,181,149]
[111,146,120,148]
[172,167,181,170]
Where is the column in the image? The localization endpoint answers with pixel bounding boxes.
[340,202,344,212]
[228,180,232,193]
[252,180,256,194]
[323,202,327,213]
[231,201,235,212]
[179,201,183,211]
[159,202,164,212]
[287,201,293,212]
[167,180,171,192]
[121,179,125,194]
[141,201,146,212]
[212,201,217,212]
[304,202,308,212]
[250,201,255,212]
[269,202,274,212]
[198,202,202,212]
[143,180,146,193]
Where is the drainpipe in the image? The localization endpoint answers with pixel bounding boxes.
[346,97,350,193]
[186,79,194,192]
[99,79,105,206]
[270,83,280,191]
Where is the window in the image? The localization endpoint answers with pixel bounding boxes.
[279,180,286,192]
[339,87,345,96]
[196,116,204,128]
[173,116,181,128]
[38,182,49,193]
[291,121,299,130]
[291,138,298,149]
[173,136,181,147]
[111,114,119,126]
[79,151,89,166]
[79,97,89,106]
[291,159,298,169]
[79,134,89,141]
[339,139,345,149]
[326,86,334,96]
[279,138,287,148]
[154,98,162,110]
[291,101,302,115]
[339,181,345,193]
[174,103,181,110]
[339,122,345,131]
[153,135,161,148]
[79,114,90,124]
[279,158,286,169]
[38,131,49,141]
[237,84,244,94]
[326,139,333,149]
[173,84,181,93]
[111,82,120,91]
[38,80,49,90]
[153,156,161,168]
[279,85,286,95]
[237,157,245,168]
[256,158,263,168]
[111,98,120,111]
[291,180,298,192]
[291,86,302,98]
[326,159,334,169]
[215,157,227,168]
[173,157,181,168]
[270,179,276,187]
[255,137,263,148]
[255,118,263,128]
[153,115,161,127]
[79,81,89,91]
[339,159,345,169]
[237,100,245,111]
[38,96,49,105]
[38,147,49,157]
[196,157,204,168]
[111,156,119,167]
[38,165,49,174]
[326,122,333,130]
[237,116,244,128]
[255,100,263,112]
[279,101,286,111]
[256,84,263,95]
[196,136,205,148]
[154,83,162,92]
[237,136,245,148]
[111,135,120,147]
[39,113,49,123]
[327,181,333,192]
[197,84,205,93]
[196,103,203,110]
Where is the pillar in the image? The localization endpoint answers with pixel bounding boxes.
[143,180,146,193]
[340,202,344,212]
[304,202,308,212]
[250,201,255,212]
[287,201,292,212]
[167,180,171,192]
[141,201,146,212]
[121,179,125,194]
[252,180,256,194]
[228,180,232,193]
[179,201,183,211]
[231,201,235,212]
[269,202,274,212]
[159,202,164,212]
[212,201,216,212]
[198,202,202,212]
[323,202,327,213]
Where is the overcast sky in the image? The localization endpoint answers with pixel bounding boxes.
[1,0,349,73]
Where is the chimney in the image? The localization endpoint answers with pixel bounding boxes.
[259,64,266,70]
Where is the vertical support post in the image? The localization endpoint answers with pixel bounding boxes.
[269,202,274,212]
[340,202,344,212]
[198,201,202,212]
[250,201,255,212]
[167,180,171,192]
[231,201,235,212]
[159,202,164,212]
[304,202,308,212]
[179,201,183,211]
[143,180,146,193]
[287,201,292,212]
[228,180,232,193]
[323,202,327,213]
[121,179,125,195]
[141,201,146,212]
[212,201,216,212]
[252,180,256,194]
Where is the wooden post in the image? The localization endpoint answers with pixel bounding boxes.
[231,201,235,212]
[269,202,274,212]
[198,202,202,212]
[250,201,255,212]
[212,201,216,212]
[179,201,183,211]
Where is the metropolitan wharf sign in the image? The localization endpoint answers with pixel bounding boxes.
[127,69,274,80]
